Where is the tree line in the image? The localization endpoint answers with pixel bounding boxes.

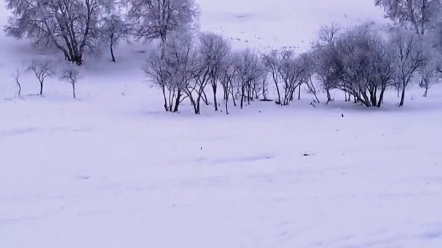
[5,0,442,110]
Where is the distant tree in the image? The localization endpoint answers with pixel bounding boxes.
[318,23,341,45]
[126,0,199,45]
[101,14,132,62]
[144,29,197,112]
[262,49,283,104]
[60,64,82,99]
[197,32,231,111]
[27,59,56,95]
[311,45,338,103]
[277,48,307,105]
[232,48,262,108]
[262,48,308,106]
[250,62,267,100]
[218,54,238,114]
[257,64,269,101]
[11,69,22,96]
[374,0,442,35]
[298,52,320,103]
[312,24,341,103]
[332,23,396,107]
[418,35,440,97]
[389,28,425,106]
[4,0,114,65]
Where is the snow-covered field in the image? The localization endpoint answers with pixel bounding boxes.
[2,0,442,247]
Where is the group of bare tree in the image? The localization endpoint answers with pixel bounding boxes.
[6,0,442,108]
[4,0,198,98]
[12,60,81,98]
[266,0,442,108]
[4,0,198,65]
[308,0,442,107]
[144,22,439,113]
[144,29,267,114]
[310,23,437,107]
[142,0,442,114]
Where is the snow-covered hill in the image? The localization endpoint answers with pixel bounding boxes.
[1,1,442,248]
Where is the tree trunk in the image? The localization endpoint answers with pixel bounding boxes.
[195,96,201,114]
[297,85,301,100]
[212,84,218,111]
[173,90,182,112]
[202,90,209,105]
[273,77,282,104]
[377,88,386,107]
[231,89,237,107]
[110,41,115,62]
[167,90,174,112]
[161,86,169,111]
[399,87,406,107]
[370,90,377,107]
[39,81,44,95]
[326,89,332,104]
[17,82,21,96]
[423,87,428,97]
[262,80,267,100]
[225,93,229,115]
[223,86,228,100]
[240,87,245,109]
[72,83,76,99]
[71,54,82,66]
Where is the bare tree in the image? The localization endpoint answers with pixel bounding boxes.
[11,69,22,96]
[318,23,341,45]
[390,28,425,106]
[298,52,320,103]
[197,32,231,111]
[328,23,398,107]
[417,33,441,97]
[278,48,307,105]
[101,14,132,62]
[232,48,262,108]
[126,0,199,45]
[144,48,173,111]
[27,60,56,95]
[250,63,267,100]
[144,29,197,112]
[218,54,237,114]
[419,64,439,97]
[258,67,269,100]
[59,65,82,98]
[4,0,114,65]
[262,48,307,105]
[311,45,337,103]
[189,56,212,114]
[262,49,283,104]
[374,0,442,35]
[312,24,342,103]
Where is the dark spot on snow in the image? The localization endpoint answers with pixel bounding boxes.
[235,14,249,19]
[211,155,273,164]
[420,231,442,239]
[76,175,90,180]
[0,127,36,138]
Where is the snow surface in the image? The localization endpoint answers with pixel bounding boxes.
[1,0,442,247]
